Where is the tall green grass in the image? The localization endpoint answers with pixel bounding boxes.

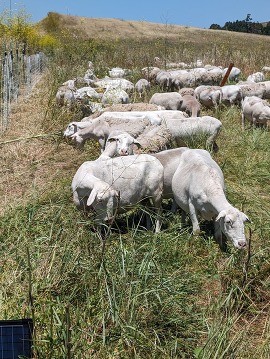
[0,32,269,358]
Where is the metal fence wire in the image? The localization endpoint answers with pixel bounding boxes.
[0,42,47,134]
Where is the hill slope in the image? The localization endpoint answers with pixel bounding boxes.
[37,12,270,44]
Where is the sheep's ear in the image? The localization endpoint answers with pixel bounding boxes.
[216,210,227,222]
[133,139,142,148]
[241,212,251,223]
[87,188,97,206]
[107,136,117,142]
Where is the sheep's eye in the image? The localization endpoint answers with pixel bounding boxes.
[226,220,233,227]
[97,198,103,203]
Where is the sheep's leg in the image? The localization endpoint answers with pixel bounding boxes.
[188,201,200,234]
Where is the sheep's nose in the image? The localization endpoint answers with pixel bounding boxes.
[238,241,247,249]
[120,149,128,156]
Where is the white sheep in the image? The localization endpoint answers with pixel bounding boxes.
[241,95,270,129]
[149,92,183,110]
[162,116,222,152]
[101,86,129,105]
[71,154,164,232]
[247,72,265,83]
[171,148,250,250]
[238,81,266,99]
[194,85,222,108]
[221,85,243,106]
[135,79,151,98]
[179,94,201,117]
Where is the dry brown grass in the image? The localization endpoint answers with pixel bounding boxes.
[0,73,89,216]
[37,13,270,45]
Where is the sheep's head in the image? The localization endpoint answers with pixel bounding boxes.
[216,208,250,249]
[107,132,141,156]
[87,184,120,224]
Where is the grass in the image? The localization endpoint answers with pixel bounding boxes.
[0,21,270,358]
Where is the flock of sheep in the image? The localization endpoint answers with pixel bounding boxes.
[58,59,270,251]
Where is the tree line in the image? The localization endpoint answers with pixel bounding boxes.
[210,14,270,35]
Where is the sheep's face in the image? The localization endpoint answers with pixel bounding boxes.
[87,187,120,224]
[108,133,141,156]
[216,209,250,249]
[64,123,77,137]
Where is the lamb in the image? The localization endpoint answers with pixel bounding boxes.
[135,79,151,98]
[162,116,222,152]
[241,95,270,129]
[171,148,250,250]
[149,92,183,110]
[71,154,164,232]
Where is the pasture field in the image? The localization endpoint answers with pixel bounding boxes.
[0,16,270,358]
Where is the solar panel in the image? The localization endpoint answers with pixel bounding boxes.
[0,319,33,359]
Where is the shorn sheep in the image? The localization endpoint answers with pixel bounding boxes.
[171,148,250,250]
[71,154,164,232]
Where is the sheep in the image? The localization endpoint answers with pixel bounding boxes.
[108,67,127,78]
[135,79,151,98]
[238,81,266,99]
[135,125,173,153]
[73,86,101,101]
[171,148,250,250]
[101,86,129,105]
[179,94,201,117]
[241,95,270,129]
[179,87,195,96]
[222,66,241,82]
[105,130,141,157]
[262,66,270,73]
[221,85,243,106]
[246,72,265,83]
[71,154,164,232]
[162,116,222,152]
[149,92,183,110]
[67,116,150,150]
[92,102,163,116]
[93,77,134,92]
[55,86,76,108]
[155,70,173,91]
[194,85,222,108]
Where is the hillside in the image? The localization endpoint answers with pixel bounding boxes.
[37,12,270,44]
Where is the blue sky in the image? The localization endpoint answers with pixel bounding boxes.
[0,0,269,29]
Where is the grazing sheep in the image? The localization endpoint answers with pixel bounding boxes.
[247,72,265,83]
[179,87,195,96]
[101,87,129,105]
[221,85,243,106]
[135,79,151,98]
[241,95,270,129]
[179,94,201,117]
[194,85,222,108]
[55,86,76,108]
[171,148,250,250]
[71,154,164,232]
[149,92,183,110]
[70,117,149,149]
[162,116,222,152]
[222,66,241,82]
[93,77,134,92]
[238,81,266,99]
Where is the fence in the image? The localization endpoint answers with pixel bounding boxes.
[0,42,47,134]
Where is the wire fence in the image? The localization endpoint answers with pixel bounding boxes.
[0,42,47,134]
